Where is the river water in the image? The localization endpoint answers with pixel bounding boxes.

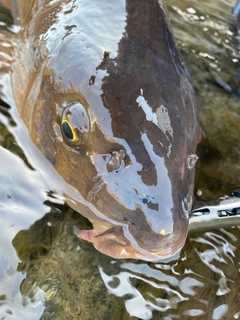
[0,1,240,319]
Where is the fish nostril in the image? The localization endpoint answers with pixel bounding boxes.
[137,192,155,206]
[106,150,125,173]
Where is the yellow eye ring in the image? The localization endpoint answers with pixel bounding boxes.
[61,101,90,146]
[62,120,78,142]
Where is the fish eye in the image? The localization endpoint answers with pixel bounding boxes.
[61,101,90,145]
[62,120,74,140]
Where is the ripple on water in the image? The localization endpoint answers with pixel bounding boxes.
[98,227,240,319]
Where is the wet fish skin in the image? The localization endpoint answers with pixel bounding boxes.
[10,0,199,261]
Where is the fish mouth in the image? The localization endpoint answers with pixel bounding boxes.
[73,222,187,261]
[74,226,150,260]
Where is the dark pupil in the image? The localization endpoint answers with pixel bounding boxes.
[62,121,74,140]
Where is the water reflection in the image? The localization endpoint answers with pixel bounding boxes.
[100,226,240,319]
[0,146,49,319]
[0,0,240,319]
[166,0,240,201]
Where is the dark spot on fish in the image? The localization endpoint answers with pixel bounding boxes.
[67,176,79,186]
[64,24,77,35]
[103,51,110,59]
[46,154,56,166]
[89,75,96,85]
[147,202,159,211]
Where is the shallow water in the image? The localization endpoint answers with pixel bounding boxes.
[0,1,240,319]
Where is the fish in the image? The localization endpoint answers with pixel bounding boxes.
[8,0,199,261]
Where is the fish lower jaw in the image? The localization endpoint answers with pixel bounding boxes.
[74,225,184,262]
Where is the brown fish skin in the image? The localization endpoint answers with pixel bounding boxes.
[10,0,200,261]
